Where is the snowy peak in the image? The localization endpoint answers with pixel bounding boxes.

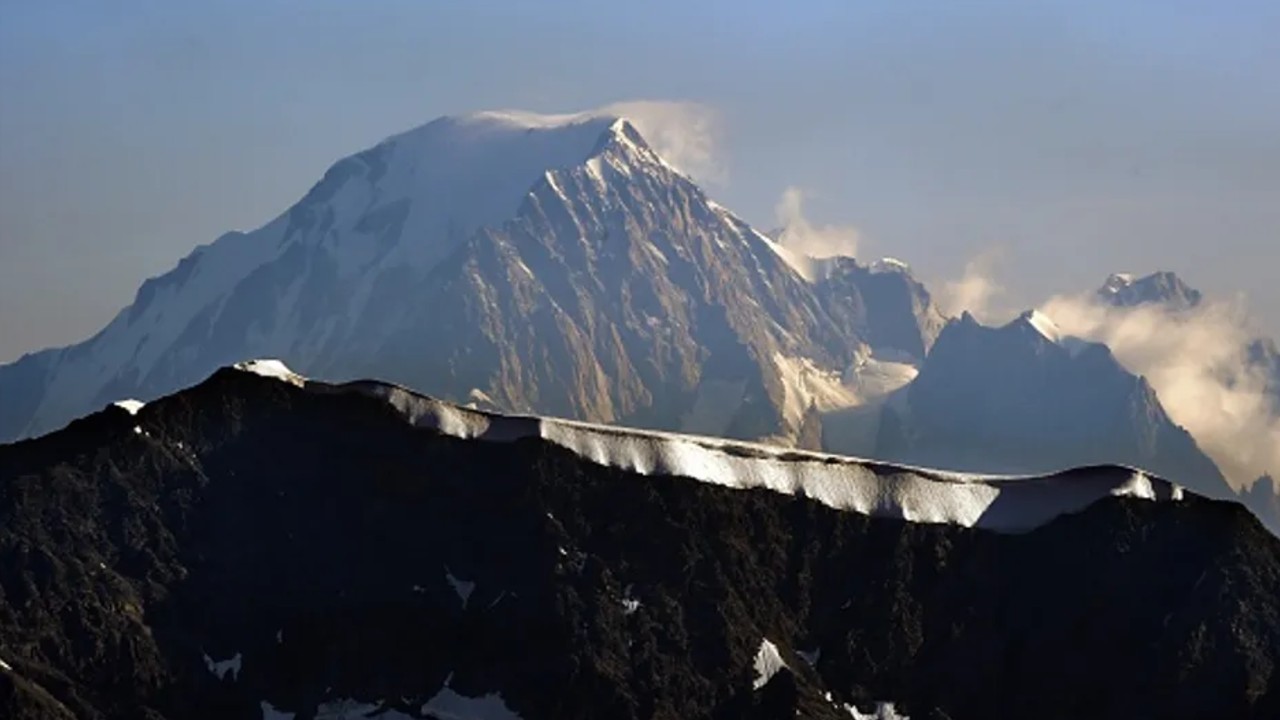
[1014,309,1063,344]
[869,257,911,274]
[1096,271,1203,311]
[1101,272,1135,294]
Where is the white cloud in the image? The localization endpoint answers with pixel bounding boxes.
[936,249,1008,322]
[601,100,725,184]
[767,187,861,279]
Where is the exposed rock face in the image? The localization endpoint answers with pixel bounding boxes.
[1,368,1277,720]
[877,312,1234,503]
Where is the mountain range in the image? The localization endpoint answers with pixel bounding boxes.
[1,361,1276,719]
[1,109,1276,533]
[3,108,1280,717]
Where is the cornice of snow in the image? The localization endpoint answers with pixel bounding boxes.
[1016,309,1064,343]
[211,360,1185,533]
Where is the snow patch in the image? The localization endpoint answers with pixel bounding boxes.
[422,686,524,720]
[752,639,788,690]
[846,702,910,719]
[870,257,910,273]
[1021,309,1063,343]
[232,359,306,387]
[621,585,642,615]
[446,568,476,608]
[113,399,145,415]
[203,651,242,681]
[772,353,861,432]
[1101,273,1135,294]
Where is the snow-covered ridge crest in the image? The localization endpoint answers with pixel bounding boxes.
[1019,309,1063,343]
[232,359,306,387]
[224,362,1185,534]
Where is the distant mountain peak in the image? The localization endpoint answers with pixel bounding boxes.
[869,257,911,274]
[1097,270,1203,311]
[883,311,1233,501]
[1014,309,1064,343]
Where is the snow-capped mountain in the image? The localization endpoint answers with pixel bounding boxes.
[1092,270,1280,532]
[0,110,943,447]
[875,310,1235,503]
[1097,271,1280,411]
[1097,271,1203,310]
[3,362,1277,719]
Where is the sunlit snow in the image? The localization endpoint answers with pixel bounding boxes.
[752,639,788,690]
[113,399,145,415]
[354,379,1183,532]
[1022,309,1063,343]
[232,359,306,387]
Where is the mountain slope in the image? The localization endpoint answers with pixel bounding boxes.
[0,110,935,448]
[876,311,1234,503]
[812,257,947,363]
[1,363,1277,720]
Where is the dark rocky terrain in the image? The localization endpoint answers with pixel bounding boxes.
[1,368,1278,719]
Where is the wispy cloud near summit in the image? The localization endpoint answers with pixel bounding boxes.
[601,100,725,184]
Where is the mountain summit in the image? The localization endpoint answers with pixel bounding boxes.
[1097,271,1203,311]
[0,110,943,447]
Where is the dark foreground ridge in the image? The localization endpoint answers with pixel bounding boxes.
[1,368,1278,719]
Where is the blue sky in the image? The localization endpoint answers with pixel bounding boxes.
[2,0,1278,361]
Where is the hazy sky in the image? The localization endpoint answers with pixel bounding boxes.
[2,0,1278,363]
